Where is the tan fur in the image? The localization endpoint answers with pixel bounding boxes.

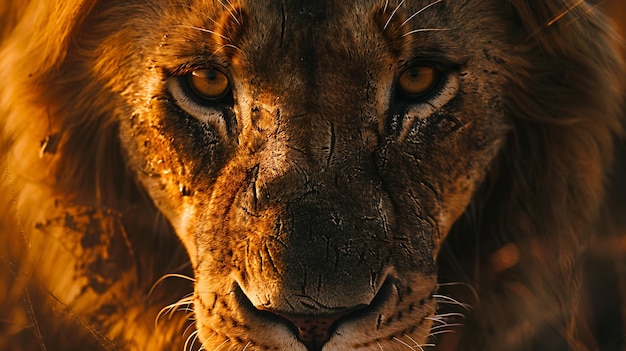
[0,1,624,350]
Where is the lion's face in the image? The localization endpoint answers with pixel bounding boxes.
[113,0,510,349]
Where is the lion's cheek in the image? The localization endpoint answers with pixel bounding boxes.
[434,175,482,257]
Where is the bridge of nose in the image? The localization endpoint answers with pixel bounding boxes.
[232,6,391,335]
[237,104,391,314]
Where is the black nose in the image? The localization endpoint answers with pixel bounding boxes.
[259,308,363,350]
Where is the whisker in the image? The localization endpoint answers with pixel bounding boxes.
[203,332,218,342]
[393,336,417,350]
[437,281,479,301]
[425,316,447,325]
[433,299,472,310]
[148,273,195,298]
[377,340,385,350]
[177,307,195,314]
[403,333,432,350]
[425,314,463,327]
[430,323,463,331]
[401,0,444,27]
[182,321,198,338]
[215,338,231,350]
[432,294,470,310]
[384,0,406,30]
[184,330,199,351]
[197,333,216,351]
[404,333,419,345]
[432,312,466,319]
[155,296,194,328]
[242,341,252,350]
[429,329,457,336]
[402,28,450,37]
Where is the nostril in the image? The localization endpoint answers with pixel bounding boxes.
[265,311,355,350]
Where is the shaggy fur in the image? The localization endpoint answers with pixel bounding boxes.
[0,1,624,351]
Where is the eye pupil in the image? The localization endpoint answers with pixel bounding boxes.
[188,69,230,101]
[398,66,438,97]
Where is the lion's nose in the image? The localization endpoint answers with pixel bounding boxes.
[259,308,364,350]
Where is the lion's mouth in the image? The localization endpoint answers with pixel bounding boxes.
[233,278,398,351]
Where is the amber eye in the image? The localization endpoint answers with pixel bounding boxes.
[187,69,230,101]
[398,66,439,97]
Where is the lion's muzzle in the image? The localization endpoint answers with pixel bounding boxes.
[190,102,440,349]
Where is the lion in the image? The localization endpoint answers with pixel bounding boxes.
[0,0,624,350]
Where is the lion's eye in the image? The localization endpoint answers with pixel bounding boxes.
[186,69,231,101]
[391,64,458,132]
[398,66,439,98]
[168,67,234,135]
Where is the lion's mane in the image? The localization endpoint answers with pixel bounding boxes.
[439,2,626,348]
